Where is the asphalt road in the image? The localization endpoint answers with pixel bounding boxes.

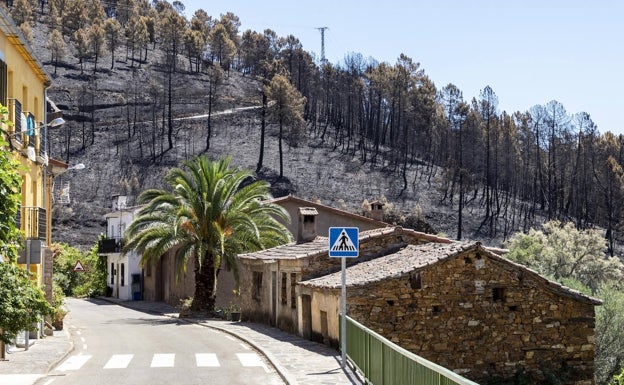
[37,298,284,385]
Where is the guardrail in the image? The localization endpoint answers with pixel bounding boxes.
[344,315,479,385]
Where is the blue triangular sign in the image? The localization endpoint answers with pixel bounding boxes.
[329,227,359,258]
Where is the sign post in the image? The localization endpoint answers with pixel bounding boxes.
[328,227,359,369]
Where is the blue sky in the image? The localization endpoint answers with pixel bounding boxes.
[183,0,624,135]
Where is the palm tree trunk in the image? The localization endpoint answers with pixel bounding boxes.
[191,255,216,311]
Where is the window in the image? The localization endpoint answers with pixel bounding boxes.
[281,273,287,305]
[290,273,297,309]
[0,59,7,105]
[493,287,505,302]
[121,263,125,286]
[409,272,422,290]
[252,271,263,301]
[110,263,114,284]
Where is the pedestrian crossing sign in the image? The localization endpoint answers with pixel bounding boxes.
[329,227,359,258]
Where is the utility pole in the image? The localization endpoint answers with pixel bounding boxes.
[316,27,328,63]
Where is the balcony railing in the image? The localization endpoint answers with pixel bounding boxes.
[98,237,123,253]
[16,206,47,241]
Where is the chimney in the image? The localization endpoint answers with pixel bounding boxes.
[370,200,384,221]
[112,195,127,211]
[297,207,318,243]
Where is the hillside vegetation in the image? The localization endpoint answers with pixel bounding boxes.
[7,0,624,256]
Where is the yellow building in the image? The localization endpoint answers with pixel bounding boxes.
[0,8,65,308]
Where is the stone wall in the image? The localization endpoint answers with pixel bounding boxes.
[301,228,445,280]
[344,249,596,385]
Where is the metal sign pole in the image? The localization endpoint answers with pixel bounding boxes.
[341,256,346,369]
[328,227,359,371]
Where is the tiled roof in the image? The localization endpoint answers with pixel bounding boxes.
[270,195,389,227]
[300,242,470,288]
[300,242,602,306]
[299,207,319,216]
[237,226,438,261]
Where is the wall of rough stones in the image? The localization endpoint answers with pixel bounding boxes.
[341,249,596,385]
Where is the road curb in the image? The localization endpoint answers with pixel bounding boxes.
[46,328,74,373]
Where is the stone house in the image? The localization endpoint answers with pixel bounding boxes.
[237,226,449,333]
[141,195,389,309]
[238,230,600,385]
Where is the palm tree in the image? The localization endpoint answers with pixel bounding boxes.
[123,156,292,312]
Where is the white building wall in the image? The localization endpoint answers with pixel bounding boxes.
[104,204,144,301]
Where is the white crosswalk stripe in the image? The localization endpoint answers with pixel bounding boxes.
[195,353,220,367]
[55,352,267,371]
[104,354,134,369]
[236,353,270,373]
[150,353,175,368]
[56,354,92,372]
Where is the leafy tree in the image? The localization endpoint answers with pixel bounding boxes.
[0,262,53,344]
[84,0,106,23]
[103,18,122,69]
[10,0,33,27]
[208,23,236,70]
[595,284,624,385]
[87,22,105,72]
[123,156,292,312]
[505,220,623,293]
[265,74,306,179]
[46,29,66,75]
[73,28,90,74]
[62,0,87,36]
[52,242,107,298]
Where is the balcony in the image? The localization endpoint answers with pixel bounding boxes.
[15,206,47,241]
[98,237,123,253]
[6,99,49,163]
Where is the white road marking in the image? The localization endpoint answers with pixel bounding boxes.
[104,354,134,369]
[0,374,43,385]
[42,379,55,385]
[195,353,220,367]
[56,354,93,371]
[150,353,175,368]
[224,335,236,342]
[240,343,250,350]
[236,353,270,372]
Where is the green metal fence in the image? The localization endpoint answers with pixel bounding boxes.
[344,316,479,385]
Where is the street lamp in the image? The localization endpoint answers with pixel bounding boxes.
[48,117,65,128]
[66,163,85,172]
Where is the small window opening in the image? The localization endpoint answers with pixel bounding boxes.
[508,305,518,311]
[464,256,472,264]
[121,263,125,286]
[493,287,505,302]
[386,300,395,306]
[303,215,314,223]
[252,271,263,301]
[409,272,422,290]
[432,305,442,314]
[281,272,287,305]
[110,263,114,284]
[290,273,297,309]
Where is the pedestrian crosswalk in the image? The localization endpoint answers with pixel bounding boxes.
[54,352,269,372]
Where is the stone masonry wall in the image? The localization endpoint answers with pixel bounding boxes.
[301,228,439,280]
[346,249,596,385]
